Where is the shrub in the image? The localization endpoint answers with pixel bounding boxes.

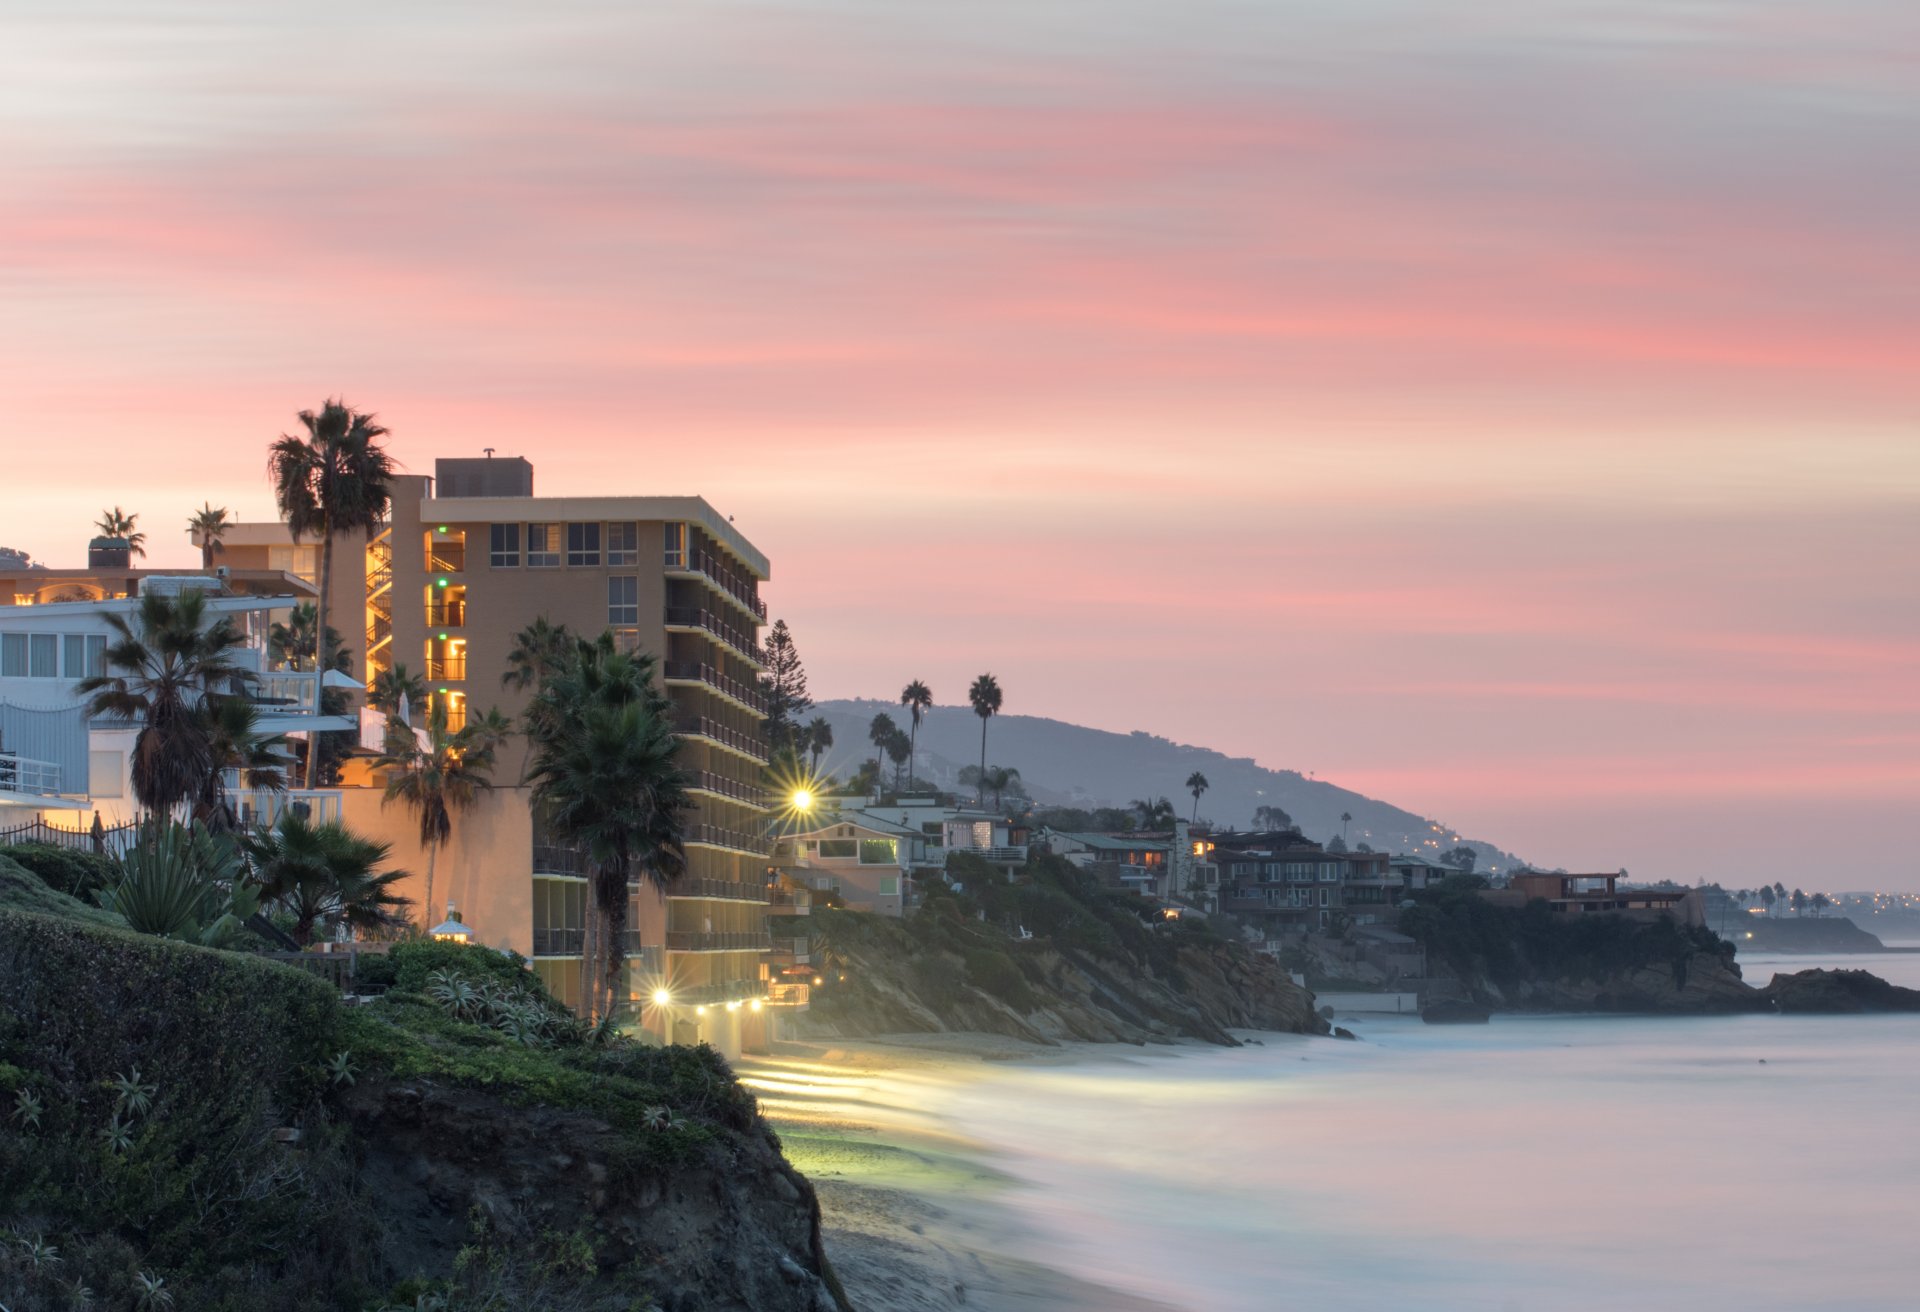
[389,938,545,1000]
[2,843,119,902]
[962,948,1035,1012]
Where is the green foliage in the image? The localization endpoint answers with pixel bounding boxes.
[96,821,258,947]
[1,843,119,902]
[0,855,125,928]
[389,939,542,999]
[961,949,1035,1011]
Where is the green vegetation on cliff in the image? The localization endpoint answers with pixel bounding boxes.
[0,855,844,1312]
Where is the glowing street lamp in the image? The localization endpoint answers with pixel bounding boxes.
[791,787,815,814]
[651,988,672,1007]
[429,902,471,944]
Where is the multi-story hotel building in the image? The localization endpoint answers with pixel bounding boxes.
[214,455,780,1053]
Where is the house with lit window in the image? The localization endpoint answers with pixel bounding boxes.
[213,455,781,1056]
[773,812,925,916]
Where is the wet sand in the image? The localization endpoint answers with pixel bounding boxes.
[739,1034,1177,1312]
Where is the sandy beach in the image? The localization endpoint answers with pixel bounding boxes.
[738,1034,1179,1312]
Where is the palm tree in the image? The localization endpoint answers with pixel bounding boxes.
[1759,885,1776,917]
[268,400,397,784]
[268,603,349,673]
[527,639,689,1020]
[198,696,291,828]
[899,680,932,788]
[983,765,1021,811]
[967,674,1003,805]
[867,712,899,798]
[1186,771,1209,824]
[378,699,501,934]
[186,503,230,569]
[885,728,911,790]
[1341,811,1353,842]
[244,810,413,946]
[1133,796,1176,829]
[94,506,146,558]
[502,617,574,695]
[77,591,252,815]
[805,717,834,772]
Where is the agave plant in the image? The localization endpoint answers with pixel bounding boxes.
[101,1117,135,1155]
[112,1067,157,1120]
[10,1087,42,1132]
[20,1235,60,1274]
[98,820,258,946]
[133,1269,174,1310]
[325,1051,357,1088]
[640,1105,673,1132]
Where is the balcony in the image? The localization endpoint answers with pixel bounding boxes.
[533,927,585,956]
[683,822,774,856]
[666,549,768,623]
[230,788,343,829]
[533,843,588,876]
[674,715,770,765]
[685,769,767,809]
[664,930,772,952]
[425,602,465,627]
[0,754,61,798]
[426,657,467,681]
[662,606,764,668]
[664,978,768,1006]
[667,876,772,903]
[662,660,768,716]
[948,844,1029,865]
[767,887,812,915]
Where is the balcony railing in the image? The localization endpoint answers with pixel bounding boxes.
[0,755,61,797]
[767,888,812,914]
[662,660,768,715]
[663,978,768,1006]
[683,823,774,856]
[425,602,465,626]
[533,843,588,876]
[667,549,768,623]
[765,981,811,1008]
[426,658,467,681]
[664,930,772,952]
[667,876,772,903]
[685,769,767,808]
[533,927,585,956]
[674,715,770,764]
[948,844,1029,864]
[252,672,322,714]
[662,606,764,667]
[231,789,343,829]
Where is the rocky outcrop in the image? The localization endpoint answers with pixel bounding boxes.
[1481,953,1771,1015]
[1736,917,1886,953]
[1761,968,1920,1014]
[346,1080,843,1312]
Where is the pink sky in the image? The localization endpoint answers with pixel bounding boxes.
[3,2,1916,889]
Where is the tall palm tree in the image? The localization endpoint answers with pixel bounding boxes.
[268,400,397,784]
[77,591,252,815]
[885,728,911,790]
[967,674,1003,806]
[1341,811,1353,842]
[186,503,230,569]
[528,639,689,1020]
[899,680,932,788]
[867,712,899,798]
[1132,796,1176,829]
[94,506,146,558]
[378,699,501,933]
[198,696,291,828]
[805,716,834,772]
[268,602,349,673]
[244,810,412,946]
[1186,771,1209,824]
[502,617,575,695]
[983,765,1021,811]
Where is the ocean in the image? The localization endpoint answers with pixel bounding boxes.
[918,949,1920,1312]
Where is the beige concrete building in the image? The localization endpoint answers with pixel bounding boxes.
[216,455,779,1054]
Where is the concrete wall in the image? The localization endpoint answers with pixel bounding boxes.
[339,783,535,954]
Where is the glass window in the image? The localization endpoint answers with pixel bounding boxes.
[860,839,898,865]
[566,522,601,567]
[63,634,86,678]
[526,523,560,568]
[87,634,107,677]
[664,522,687,569]
[0,633,25,678]
[489,523,520,568]
[28,634,56,678]
[608,576,638,626]
[879,876,900,896]
[818,839,857,859]
[607,522,638,565]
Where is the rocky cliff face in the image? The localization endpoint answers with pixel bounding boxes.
[1476,951,1770,1014]
[346,1080,843,1312]
[1762,968,1920,1013]
[788,912,1327,1046]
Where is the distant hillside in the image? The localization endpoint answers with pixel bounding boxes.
[811,699,1524,874]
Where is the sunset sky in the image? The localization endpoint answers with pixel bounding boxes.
[4,2,1916,889]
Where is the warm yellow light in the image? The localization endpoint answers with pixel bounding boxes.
[651,988,672,1006]
[750,999,763,1013]
[812,976,824,986]
[726,1000,741,1012]
[695,1005,707,1015]
[791,788,814,813]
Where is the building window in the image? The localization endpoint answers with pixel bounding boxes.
[268,545,319,582]
[567,522,601,567]
[610,627,641,654]
[0,634,24,678]
[664,522,687,570]
[1319,889,1330,906]
[489,523,520,568]
[607,522,638,565]
[879,876,900,896]
[28,634,57,678]
[818,839,857,859]
[527,524,560,568]
[859,839,898,865]
[608,576,638,626]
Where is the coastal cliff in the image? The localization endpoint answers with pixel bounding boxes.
[789,855,1327,1045]
[0,856,845,1312]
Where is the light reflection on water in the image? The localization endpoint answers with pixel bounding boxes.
[927,952,1920,1312]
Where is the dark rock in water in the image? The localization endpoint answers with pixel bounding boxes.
[1762,968,1920,1014]
[1332,1026,1357,1040]
[1422,1000,1491,1025]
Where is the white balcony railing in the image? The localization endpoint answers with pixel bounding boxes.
[0,755,61,797]
[231,789,343,829]
[254,672,322,714]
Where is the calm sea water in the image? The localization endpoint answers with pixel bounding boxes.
[927,951,1920,1312]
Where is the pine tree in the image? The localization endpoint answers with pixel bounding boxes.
[759,619,812,751]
